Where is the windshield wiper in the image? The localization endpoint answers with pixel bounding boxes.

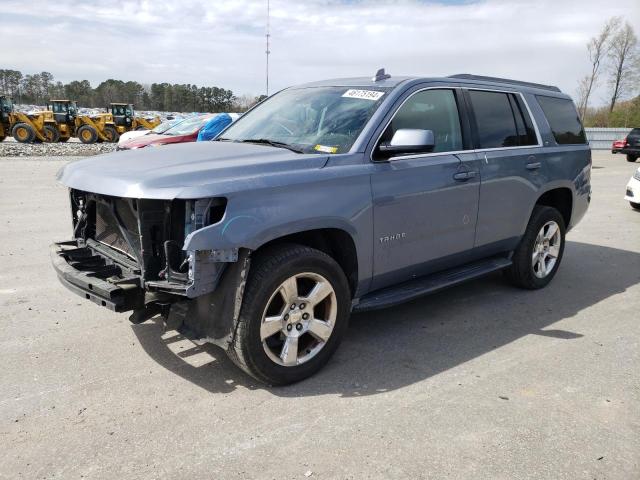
[240,138,304,153]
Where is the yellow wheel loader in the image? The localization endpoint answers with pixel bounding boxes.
[1,96,58,143]
[48,100,119,144]
[0,95,13,142]
[44,101,162,144]
[109,103,161,133]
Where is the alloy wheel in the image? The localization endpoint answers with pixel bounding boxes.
[532,220,561,278]
[260,272,337,367]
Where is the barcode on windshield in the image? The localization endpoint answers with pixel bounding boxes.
[342,89,385,101]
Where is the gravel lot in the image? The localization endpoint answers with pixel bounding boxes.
[0,137,116,157]
[0,151,638,479]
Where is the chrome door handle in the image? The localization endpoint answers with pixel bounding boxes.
[526,162,541,170]
[453,171,477,181]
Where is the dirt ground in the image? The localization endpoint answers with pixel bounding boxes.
[0,151,638,479]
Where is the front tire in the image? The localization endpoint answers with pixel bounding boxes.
[506,206,566,289]
[77,125,98,144]
[631,202,640,211]
[43,125,60,143]
[103,125,119,143]
[12,122,36,143]
[627,154,638,162]
[227,244,351,385]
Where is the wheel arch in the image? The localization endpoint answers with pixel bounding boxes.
[534,186,573,228]
[184,217,363,298]
[255,228,359,298]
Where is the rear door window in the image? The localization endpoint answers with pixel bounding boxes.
[536,96,586,145]
[468,90,521,148]
[510,95,538,146]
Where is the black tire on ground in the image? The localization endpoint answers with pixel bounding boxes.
[0,135,5,142]
[77,125,98,144]
[103,125,119,143]
[58,137,70,143]
[227,243,351,385]
[630,202,640,211]
[12,122,36,143]
[43,125,60,143]
[506,205,566,290]
[627,154,638,162]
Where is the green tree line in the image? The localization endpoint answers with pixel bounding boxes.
[0,69,261,112]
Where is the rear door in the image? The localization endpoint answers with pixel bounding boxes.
[465,89,544,252]
[369,87,481,290]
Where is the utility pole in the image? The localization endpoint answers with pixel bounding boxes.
[265,0,270,97]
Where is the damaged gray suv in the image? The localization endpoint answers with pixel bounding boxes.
[52,71,591,385]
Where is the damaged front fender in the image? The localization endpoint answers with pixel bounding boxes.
[164,249,251,348]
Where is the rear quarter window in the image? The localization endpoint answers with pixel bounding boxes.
[536,96,586,145]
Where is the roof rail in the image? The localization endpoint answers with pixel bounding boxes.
[448,74,561,93]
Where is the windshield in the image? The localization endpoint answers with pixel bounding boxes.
[218,86,388,154]
[164,115,213,135]
[152,119,181,134]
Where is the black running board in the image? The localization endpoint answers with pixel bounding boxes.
[353,256,512,312]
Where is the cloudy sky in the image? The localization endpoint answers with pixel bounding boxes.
[1,0,638,103]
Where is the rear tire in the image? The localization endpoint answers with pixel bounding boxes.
[43,125,60,143]
[506,205,566,289]
[0,135,5,142]
[627,154,638,162]
[630,202,640,211]
[103,125,119,143]
[227,244,351,385]
[12,123,36,143]
[77,125,98,144]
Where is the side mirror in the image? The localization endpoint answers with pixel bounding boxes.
[378,129,435,157]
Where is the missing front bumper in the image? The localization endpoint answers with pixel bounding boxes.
[51,240,251,347]
[51,241,145,312]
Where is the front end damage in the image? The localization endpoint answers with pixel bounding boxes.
[50,189,250,347]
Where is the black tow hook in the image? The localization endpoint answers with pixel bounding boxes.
[129,303,169,324]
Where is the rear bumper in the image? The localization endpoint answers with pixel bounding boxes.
[51,241,145,312]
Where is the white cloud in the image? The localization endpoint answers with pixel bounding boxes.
[1,0,638,103]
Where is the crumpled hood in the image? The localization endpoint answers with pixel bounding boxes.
[57,141,328,199]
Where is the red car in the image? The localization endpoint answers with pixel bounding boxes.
[117,114,216,150]
[612,138,627,154]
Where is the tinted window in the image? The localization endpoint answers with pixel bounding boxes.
[381,89,463,153]
[536,96,586,145]
[468,90,519,148]
[510,95,538,146]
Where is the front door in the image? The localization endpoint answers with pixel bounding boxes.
[370,88,480,290]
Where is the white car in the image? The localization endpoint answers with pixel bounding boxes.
[625,167,640,210]
[116,118,184,146]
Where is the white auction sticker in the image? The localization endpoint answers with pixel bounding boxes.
[342,89,385,101]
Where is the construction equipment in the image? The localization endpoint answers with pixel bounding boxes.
[48,100,120,144]
[0,95,13,142]
[47,100,78,142]
[109,103,161,133]
[1,95,59,143]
